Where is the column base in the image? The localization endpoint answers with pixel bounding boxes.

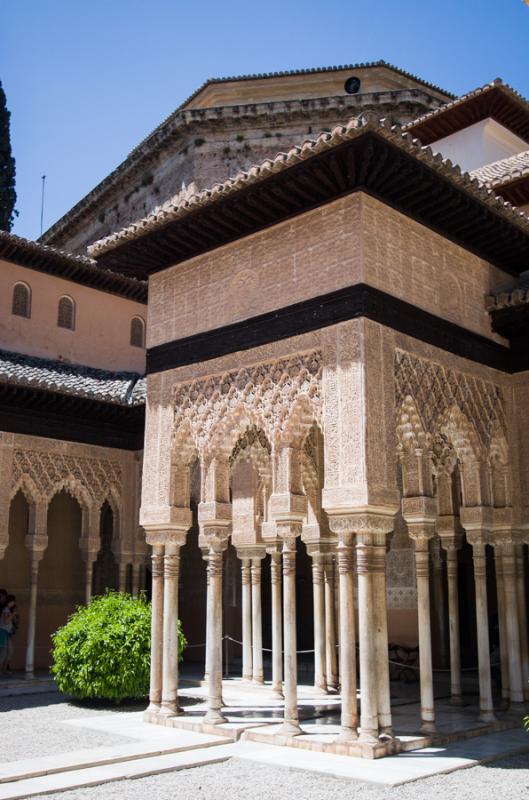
[314,682,328,694]
[420,720,436,734]
[277,720,303,737]
[24,671,35,680]
[334,726,358,743]
[146,701,161,715]
[203,709,228,725]
[252,677,265,686]
[358,729,379,744]
[379,726,394,739]
[271,686,284,699]
[159,702,181,717]
[450,695,464,706]
[242,675,253,683]
[479,709,497,723]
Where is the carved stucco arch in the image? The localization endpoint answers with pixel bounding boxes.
[10,473,43,506]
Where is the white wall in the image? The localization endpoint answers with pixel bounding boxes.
[433,119,528,173]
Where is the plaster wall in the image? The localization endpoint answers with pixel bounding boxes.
[0,258,146,372]
[433,118,529,173]
[148,192,509,349]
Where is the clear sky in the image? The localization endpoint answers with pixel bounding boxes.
[2,0,529,242]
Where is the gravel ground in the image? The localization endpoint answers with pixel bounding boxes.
[0,692,144,762]
[28,752,529,800]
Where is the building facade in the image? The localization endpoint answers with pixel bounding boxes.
[2,62,529,756]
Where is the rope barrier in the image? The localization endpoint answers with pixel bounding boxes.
[185,637,480,672]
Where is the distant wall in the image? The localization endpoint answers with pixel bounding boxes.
[0,258,146,373]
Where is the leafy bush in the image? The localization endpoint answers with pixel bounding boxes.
[51,592,186,702]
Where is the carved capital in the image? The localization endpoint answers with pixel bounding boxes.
[25,534,48,556]
[202,526,230,553]
[144,524,189,547]
[276,520,303,541]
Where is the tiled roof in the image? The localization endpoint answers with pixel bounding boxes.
[404,79,529,144]
[471,150,529,189]
[486,272,529,311]
[0,349,146,406]
[178,60,454,108]
[40,61,452,249]
[0,231,147,303]
[88,112,529,259]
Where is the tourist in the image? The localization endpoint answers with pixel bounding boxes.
[0,594,16,675]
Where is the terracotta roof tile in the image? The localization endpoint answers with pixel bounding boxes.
[0,349,146,406]
[471,150,529,189]
[88,113,529,259]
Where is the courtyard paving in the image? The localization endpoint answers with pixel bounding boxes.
[1,682,528,799]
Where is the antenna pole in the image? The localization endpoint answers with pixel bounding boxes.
[40,175,46,236]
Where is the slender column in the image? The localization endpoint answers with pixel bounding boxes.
[356,534,378,742]
[160,542,182,716]
[240,558,253,682]
[413,535,436,732]
[431,538,448,668]
[324,555,338,692]
[25,551,44,677]
[335,535,358,741]
[118,561,127,592]
[516,544,529,700]
[311,553,327,693]
[469,538,496,721]
[278,528,302,736]
[270,550,283,697]
[373,537,392,735]
[443,543,462,704]
[132,561,142,596]
[147,544,164,713]
[501,541,524,704]
[493,545,511,705]
[204,536,228,725]
[84,556,96,604]
[251,557,264,684]
[202,551,210,684]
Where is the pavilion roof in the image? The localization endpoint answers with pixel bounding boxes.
[88,113,529,278]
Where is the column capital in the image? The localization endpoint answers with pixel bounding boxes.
[276,520,303,542]
[201,527,230,553]
[326,507,396,543]
[24,534,48,558]
[145,527,188,547]
[236,546,266,561]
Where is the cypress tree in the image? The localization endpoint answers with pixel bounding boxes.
[0,80,17,232]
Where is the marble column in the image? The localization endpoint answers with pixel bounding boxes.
[118,561,127,592]
[160,541,183,716]
[431,537,448,668]
[204,534,228,725]
[439,529,463,705]
[493,544,511,705]
[465,526,496,722]
[132,560,142,596]
[324,555,338,692]
[516,544,529,700]
[335,534,358,741]
[240,557,253,682]
[251,555,264,684]
[373,536,392,735]
[147,544,164,714]
[403,499,437,734]
[278,526,302,736]
[84,555,96,605]
[270,549,283,697]
[311,553,327,693]
[25,547,45,678]
[356,533,379,742]
[501,539,524,705]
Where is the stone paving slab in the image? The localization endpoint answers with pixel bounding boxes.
[234,727,529,786]
[0,713,227,785]
[0,744,237,800]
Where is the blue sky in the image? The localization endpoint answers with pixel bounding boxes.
[2,0,529,242]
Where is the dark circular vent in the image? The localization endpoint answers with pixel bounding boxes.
[344,76,361,94]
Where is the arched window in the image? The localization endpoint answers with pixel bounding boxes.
[57,295,75,330]
[12,282,31,318]
[130,316,145,348]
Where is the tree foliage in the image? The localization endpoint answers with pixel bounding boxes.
[51,592,186,702]
[0,80,17,232]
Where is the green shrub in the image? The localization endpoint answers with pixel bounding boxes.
[51,592,186,702]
